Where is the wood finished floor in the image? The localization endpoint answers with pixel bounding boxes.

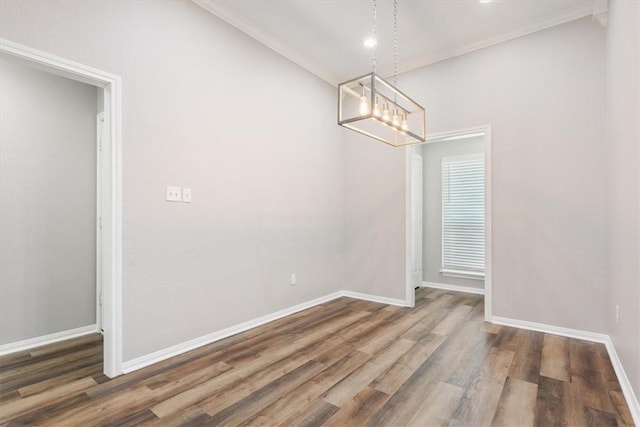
[0,288,634,426]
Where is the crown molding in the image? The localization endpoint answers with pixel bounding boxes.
[194,1,604,86]
[192,0,337,85]
[395,3,598,77]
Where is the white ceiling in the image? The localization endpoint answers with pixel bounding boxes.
[194,0,603,85]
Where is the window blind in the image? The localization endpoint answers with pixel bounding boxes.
[442,154,485,273]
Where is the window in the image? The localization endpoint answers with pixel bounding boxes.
[441,154,485,277]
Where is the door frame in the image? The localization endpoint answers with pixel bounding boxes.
[0,38,124,377]
[410,152,423,289]
[96,112,104,332]
[405,125,492,321]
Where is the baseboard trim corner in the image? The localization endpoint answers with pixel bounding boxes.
[341,290,411,307]
[490,316,609,343]
[121,289,411,373]
[603,338,640,425]
[421,281,484,295]
[491,315,639,424]
[0,324,99,356]
[121,291,344,373]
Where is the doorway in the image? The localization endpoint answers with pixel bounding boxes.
[406,126,492,320]
[0,39,123,377]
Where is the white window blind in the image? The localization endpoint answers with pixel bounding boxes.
[442,154,485,274]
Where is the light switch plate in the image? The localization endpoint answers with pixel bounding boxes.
[182,188,192,203]
[166,186,182,202]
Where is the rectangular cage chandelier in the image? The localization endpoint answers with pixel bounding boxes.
[338,72,425,147]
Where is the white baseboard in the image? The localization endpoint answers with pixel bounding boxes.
[491,316,609,343]
[491,316,639,424]
[604,337,640,425]
[421,281,484,295]
[0,324,99,356]
[341,290,410,307]
[121,291,344,373]
[121,289,410,373]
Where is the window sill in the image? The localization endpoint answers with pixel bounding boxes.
[440,269,485,281]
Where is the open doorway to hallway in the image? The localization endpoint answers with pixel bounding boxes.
[0,39,122,378]
[406,127,492,320]
[0,52,100,352]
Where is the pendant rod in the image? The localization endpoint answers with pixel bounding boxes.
[372,0,377,74]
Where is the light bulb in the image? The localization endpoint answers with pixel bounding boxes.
[382,103,390,122]
[359,96,369,115]
[401,114,409,131]
[392,110,400,127]
[373,97,381,117]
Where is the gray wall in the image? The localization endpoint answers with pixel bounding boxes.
[345,17,608,333]
[344,136,406,301]
[0,56,97,345]
[422,137,484,290]
[0,0,345,361]
[606,0,640,400]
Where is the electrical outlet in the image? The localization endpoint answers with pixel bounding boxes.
[615,305,620,324]
[166,186,182,202]
[291,273,296,286]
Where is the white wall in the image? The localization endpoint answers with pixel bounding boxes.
[0,56,97,344]
[0,0,344,361]
[345,17,608,332]
[606,0,640,400]
[422,137,484,290]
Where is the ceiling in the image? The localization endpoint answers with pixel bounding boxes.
[194,0,604,85]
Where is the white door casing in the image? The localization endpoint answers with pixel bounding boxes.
[411,153,423,287]
[96,112,104,332]
[0,38,124,378]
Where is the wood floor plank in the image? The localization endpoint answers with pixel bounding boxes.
[0,288,633,426]
[406,381,464,427]
[322,386,390,427]
[609,388,635,426]
[175,310,373,418]
[584,406,618,427]
[0,346,101,384]
[568,339,616,414]
[534,375,568,427]
[195,342,345,418]
[7,391,93,426]
[322,338,415,407]
[239,350,371,426]
[356,311,420,355]
[450,347,515,427]
[370,333,446,396]
[0,352,102,395]
[491,376,538,427]
[204,361,326,425]
[28,334,103,358]
[400,307,449,342]
[40,384,155,426]
[368,308,495,426]
[139,406,211,427]
[17,363,103,397]
[540,335,571,382]
[0,377,96,423]
[507,329,544,384]
[0,334,101,373]
[430,304,474,336]
[290,400,339,427]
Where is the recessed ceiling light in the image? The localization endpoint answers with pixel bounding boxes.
[479,0,492,3]
[363,38,377,48]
